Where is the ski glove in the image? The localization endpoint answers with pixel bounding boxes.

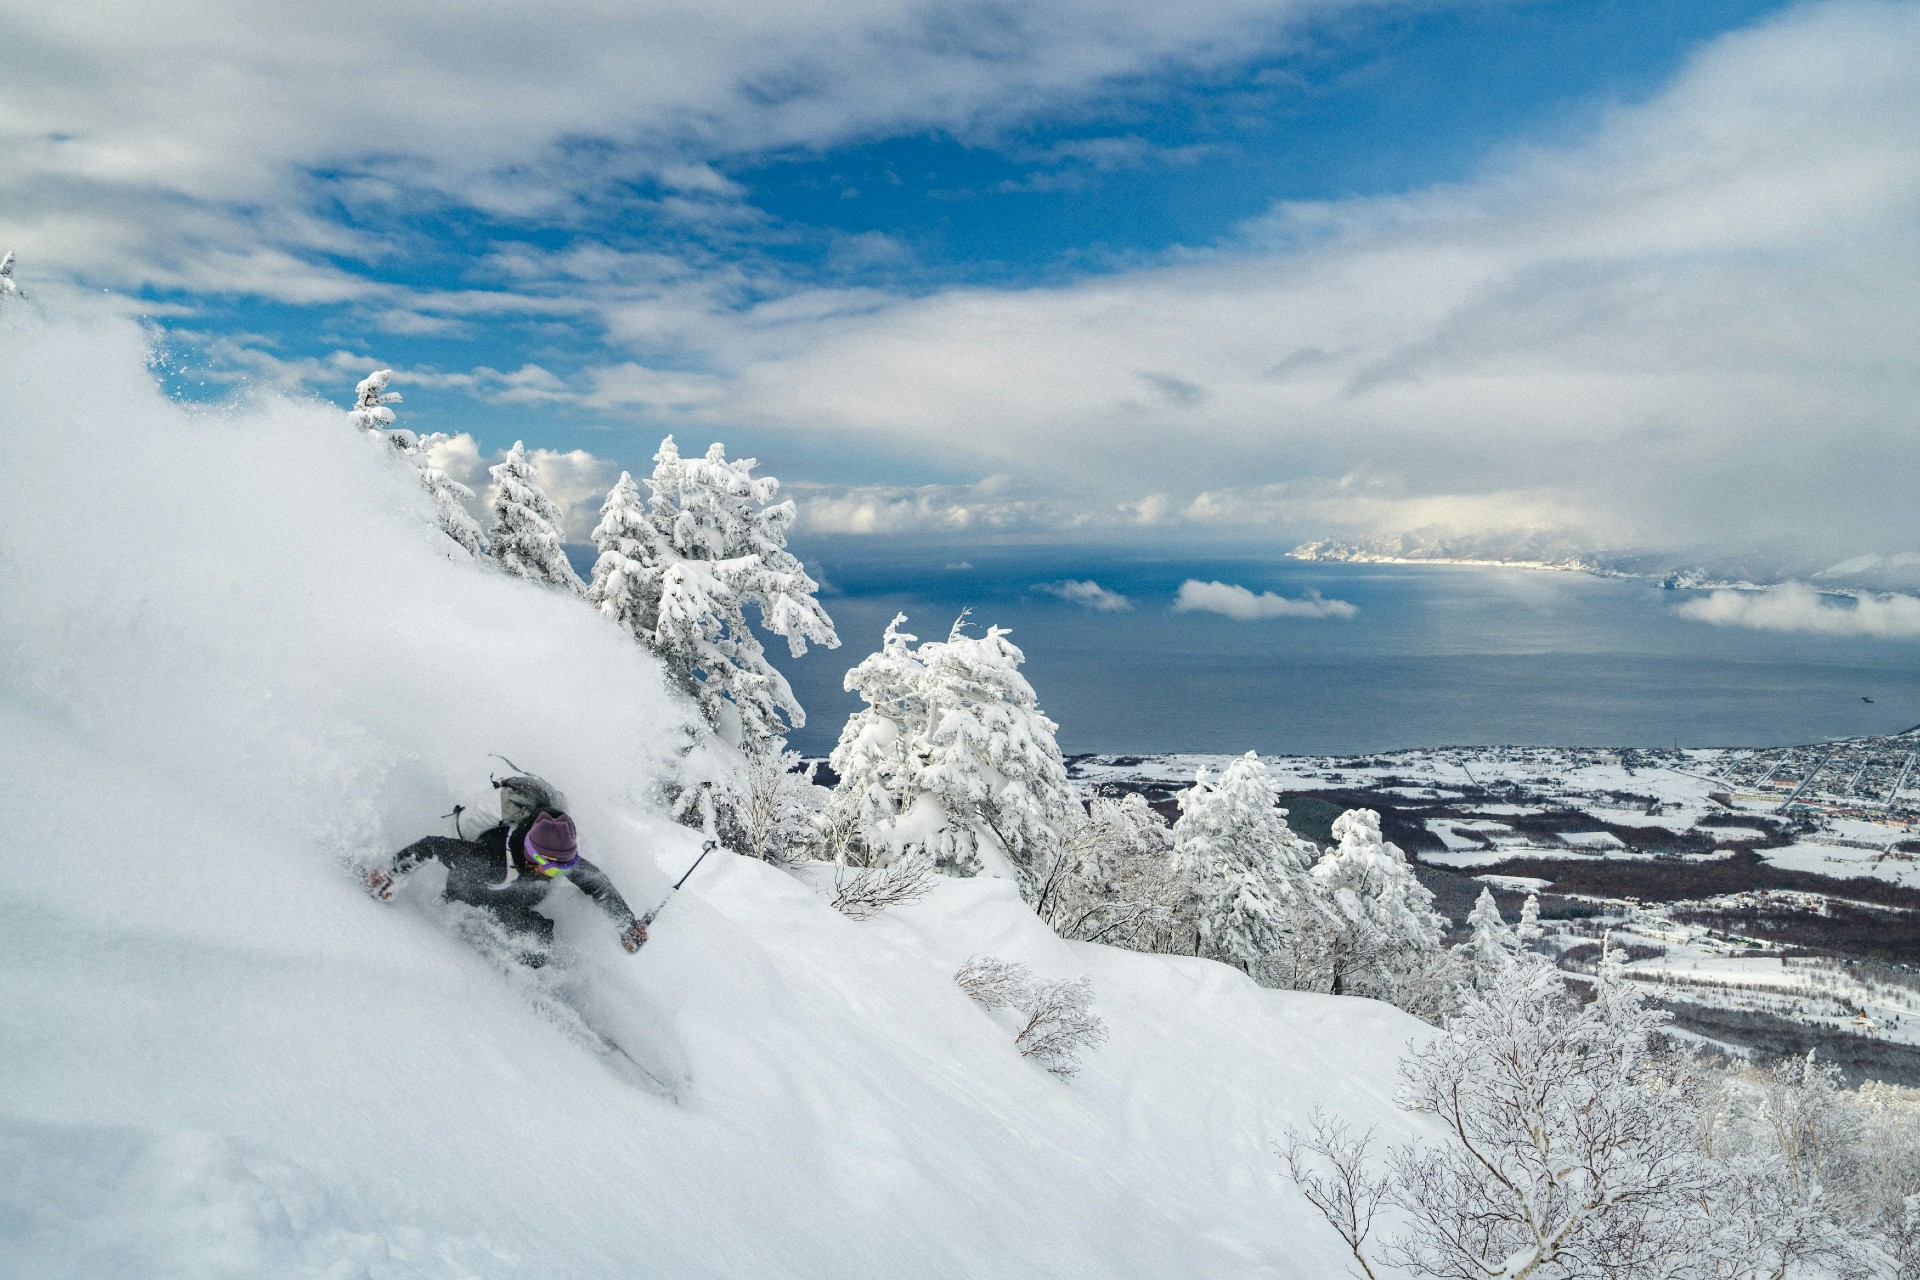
[620,920,648,954]
[363,867,395,901]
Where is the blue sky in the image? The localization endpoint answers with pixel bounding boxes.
[738,0,1791,281]
[4,0,1915,561]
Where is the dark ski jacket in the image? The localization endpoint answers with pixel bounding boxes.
[391,822,637,942]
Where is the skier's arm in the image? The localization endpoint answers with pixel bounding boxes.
[569,857,638,926]
[366,835,479,899]
[570,858,649,952]
[391,835,475,877]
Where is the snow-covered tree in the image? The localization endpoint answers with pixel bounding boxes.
[1169,752,1318,979]
[342,370,485,557]
[489,440,583,591]
[1460,887,1518,992]
[1392,961,1720,1279]
[586,439,837,746]
[0,252,22,301]
[1292,958,1920,1279]
[820,615,924,865]
[1287,961,1729,1280]
[1304,808,1446,1001]
[408,432,488,558]
[1515,890,1542,948]
[1699,1051,1881,1276]
[822,613,1074,883]
[585,471,654,635]
[1855,1082,1920,1239]
[1029,791,1181,949]
[348,369,403,436]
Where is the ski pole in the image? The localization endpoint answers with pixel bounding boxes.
[640,838,719,927]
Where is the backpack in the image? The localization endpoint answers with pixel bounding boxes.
[446,772,569,839]
[492,773,569,825]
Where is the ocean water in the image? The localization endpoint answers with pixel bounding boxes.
[765,544,1920,758]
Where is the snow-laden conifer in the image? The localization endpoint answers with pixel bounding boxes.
[585,471,656,635]
[588,439,837,746]
[1460,887,1517,992]
[1515,890,1542,947]
[489,440,583,591]
[0,252,22,301]
[348,369,403,435]
[343,370,485,556]
[822,613,1073,883]
[1169,752,1317,978]
[1305,808,1446,1000]
[409,431,488,558]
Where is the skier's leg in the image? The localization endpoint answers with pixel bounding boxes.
[489,908,555,968]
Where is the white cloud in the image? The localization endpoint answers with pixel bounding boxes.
[1172,580,1357,620]
[11,0,1920,568]
[675,1,1920,559]
[0,0,1354,293]
[785,477,1079,536]
[1032,580,1133,611]
[1119,493,1174,524]
[1675,582,1920,638]
[582,363,729,414]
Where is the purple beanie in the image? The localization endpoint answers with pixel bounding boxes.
[523,811,580,870]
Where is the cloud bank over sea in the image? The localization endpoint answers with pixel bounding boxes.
[6,1,1916,570]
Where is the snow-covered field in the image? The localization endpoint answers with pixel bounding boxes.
[0,311,1437,1277]
[1076,740,1920,886]
[1586,920,1920,1050]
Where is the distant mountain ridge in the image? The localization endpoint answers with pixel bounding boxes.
[1289,531,1920,598]
[1289,530,1639,575]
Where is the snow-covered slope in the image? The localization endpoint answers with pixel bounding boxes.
[0,311,1430,1278]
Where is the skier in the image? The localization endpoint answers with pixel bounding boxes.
[365,773,648,961]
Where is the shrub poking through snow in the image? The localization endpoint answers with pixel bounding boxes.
[490,440,583,592]
[1281,1111,1390,1280]
[1013,975,1107,1078]
[954,956,1107,1079]
[955,955,1035,1010]
[1028,791,1185,949]
[827,856,933,920]
[721,743,829,863]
